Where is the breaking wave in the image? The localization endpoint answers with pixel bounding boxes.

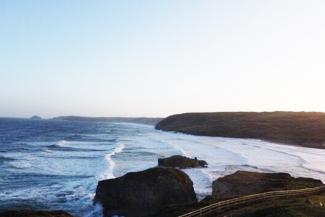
[101,143,125,180]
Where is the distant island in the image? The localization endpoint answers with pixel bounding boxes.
[156,111,325,149]
[30,115,42,120]
[52,116,162,125]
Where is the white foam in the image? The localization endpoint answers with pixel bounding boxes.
[56,140,69,147]
[100,143,125,180]
[183,168,213,199]
[170,143,190,157]
[85,203,104,217]
[8,160,32,169]
[139,130,325,199]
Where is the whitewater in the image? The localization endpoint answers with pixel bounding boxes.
[0,118,325,216]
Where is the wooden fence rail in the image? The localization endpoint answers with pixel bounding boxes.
[178,185,325,217]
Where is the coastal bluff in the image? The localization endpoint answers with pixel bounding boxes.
[156,112,325,149]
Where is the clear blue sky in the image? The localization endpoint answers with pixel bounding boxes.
[1,0,325,118]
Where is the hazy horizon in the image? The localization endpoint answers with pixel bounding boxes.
[4,110,325,120]
[1,0,325,118]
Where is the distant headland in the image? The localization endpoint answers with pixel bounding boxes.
[52,116,162,125]
[156,111,325,149]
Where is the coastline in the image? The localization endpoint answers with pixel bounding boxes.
[156,112,325,149]
[2,119,325,217]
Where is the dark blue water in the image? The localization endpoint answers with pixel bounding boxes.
[0,118,126,216]
[0,118,182,217]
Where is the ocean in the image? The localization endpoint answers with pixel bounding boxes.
[1,118,325,217]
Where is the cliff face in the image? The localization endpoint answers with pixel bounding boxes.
[156,112,325,148]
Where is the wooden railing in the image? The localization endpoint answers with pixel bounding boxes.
[178,185,325,217]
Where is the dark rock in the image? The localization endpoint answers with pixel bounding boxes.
[0,210,73,217]
[158,155,208,169]
[94,167,197,217]
[212,171,323,200]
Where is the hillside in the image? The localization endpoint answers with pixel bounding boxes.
[155,112,325,148]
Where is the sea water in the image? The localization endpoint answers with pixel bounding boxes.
[1,118,325,216]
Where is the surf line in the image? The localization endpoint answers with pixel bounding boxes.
[101,143,125,180]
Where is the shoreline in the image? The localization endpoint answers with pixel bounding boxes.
[159,129,325,150]
[156,112,325,149]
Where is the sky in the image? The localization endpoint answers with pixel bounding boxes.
[1,0,325,118]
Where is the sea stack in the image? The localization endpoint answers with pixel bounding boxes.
[94,167,197,217]
[158,155,208,169]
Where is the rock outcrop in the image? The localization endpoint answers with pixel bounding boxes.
[158,155,208,169]
[94,167,197,217]
[0,210,73,217]
[212,171,323,200]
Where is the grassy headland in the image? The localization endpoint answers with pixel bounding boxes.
[156,112,325,149]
